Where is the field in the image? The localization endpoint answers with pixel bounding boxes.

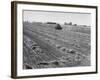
[23,22,91,69]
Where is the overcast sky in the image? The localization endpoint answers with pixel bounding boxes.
[23,10,91,26]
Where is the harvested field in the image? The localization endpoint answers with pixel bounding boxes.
[23,22,91,69]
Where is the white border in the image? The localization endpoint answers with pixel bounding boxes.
[17,4,96,76]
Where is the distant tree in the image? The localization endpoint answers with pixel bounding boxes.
[64,22,68,25]
[69,22,72,25]
[73,24,77,26]
[83,25,87,27]
[46,22,57,24]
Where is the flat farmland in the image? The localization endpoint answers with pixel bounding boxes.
[23,22,91,69]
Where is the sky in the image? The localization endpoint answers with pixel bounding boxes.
[23,10,91,26]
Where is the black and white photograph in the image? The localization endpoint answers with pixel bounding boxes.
[23,10,91,69]
[11,1,97,78]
